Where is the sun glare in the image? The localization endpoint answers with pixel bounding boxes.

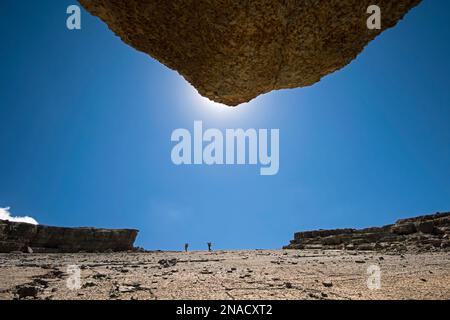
[182,83,264,118]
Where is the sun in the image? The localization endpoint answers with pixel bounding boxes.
[195,92,233,111]
[182,82,264,117]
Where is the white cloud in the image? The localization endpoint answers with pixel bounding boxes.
[0,207,38,225]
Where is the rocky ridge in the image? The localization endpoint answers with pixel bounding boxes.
[0,220,138,253]
[284,212,450,252]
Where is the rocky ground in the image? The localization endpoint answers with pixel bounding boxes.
[0,249,449,300]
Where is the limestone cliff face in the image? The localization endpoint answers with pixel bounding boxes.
[79,0,421,106]
[0,220,138,253]
[284,212,450,252]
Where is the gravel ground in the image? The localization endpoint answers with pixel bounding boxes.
[0,250,449,300]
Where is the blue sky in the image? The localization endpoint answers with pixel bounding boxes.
[0,1,449,250]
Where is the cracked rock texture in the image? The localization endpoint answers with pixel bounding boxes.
[79,0,421,106]
[284,212,450,252]
[1,250,449,300]
[0,220,138,253]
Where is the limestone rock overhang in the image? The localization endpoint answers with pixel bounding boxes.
[79,0,422,106]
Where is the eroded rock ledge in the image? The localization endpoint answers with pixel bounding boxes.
[0,220,138,253]
[284,212,450,252]
[79,0,421,106]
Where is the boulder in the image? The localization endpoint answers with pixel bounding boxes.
[391,223,416,235]
[415,221,435,234]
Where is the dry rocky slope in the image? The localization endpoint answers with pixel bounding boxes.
[0,220,138,253]
[1,212,450,300]
[284,212,450,252]
[79,0,422,106]
[1,250,449,300]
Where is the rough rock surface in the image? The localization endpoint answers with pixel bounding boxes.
[0,220,138,253]
[79,0,421,106]
[1,250,449,300]
[284,212,450,252]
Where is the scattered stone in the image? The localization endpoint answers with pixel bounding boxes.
[158,259,177,268]
[118,285,138,293]
[1,248,449,300]
[32,279,49,288]
[51,270,65,278]
[15,285,39,299]
[200,270,213,275]
[109,292,118,299]
[82,282,96,289]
